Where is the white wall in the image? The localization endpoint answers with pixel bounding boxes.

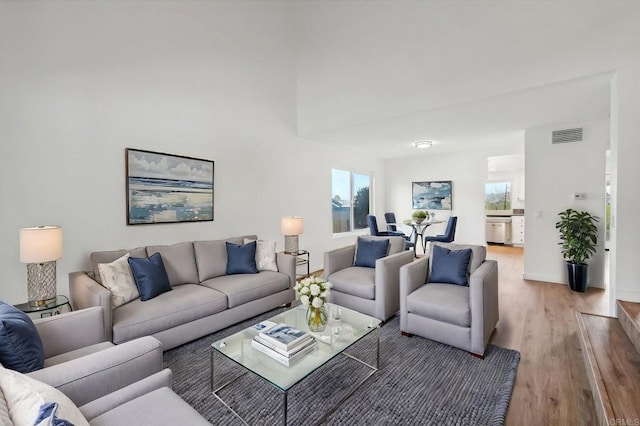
[385,148,516,246]
[610,59,640,306]
[523,119,609,287]
[0,2,384,304]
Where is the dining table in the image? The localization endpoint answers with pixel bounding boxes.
[389,220,445,256]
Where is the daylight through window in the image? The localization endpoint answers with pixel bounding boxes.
[332,169,372,234]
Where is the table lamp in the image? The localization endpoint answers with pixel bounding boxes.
[281,216,303,254]
[20,226,63,307]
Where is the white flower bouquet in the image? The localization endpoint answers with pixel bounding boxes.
[294,276,331,308]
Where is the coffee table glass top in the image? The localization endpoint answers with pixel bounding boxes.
[211,304,380,391]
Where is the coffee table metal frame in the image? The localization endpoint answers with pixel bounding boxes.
[210,304,380,425]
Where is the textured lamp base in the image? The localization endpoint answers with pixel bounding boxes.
[27,261,57,307]
[284,235,299,254]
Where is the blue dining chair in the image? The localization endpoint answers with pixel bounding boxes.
[424,216,457,247]
[368,215,415,251]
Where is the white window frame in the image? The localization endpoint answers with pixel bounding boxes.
[332,169,373,237]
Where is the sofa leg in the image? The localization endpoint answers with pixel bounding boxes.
[401,332,412,337]
[285,302,292,308]
[471,352,484,359]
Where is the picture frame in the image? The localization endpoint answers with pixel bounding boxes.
[126,148,214,225]
[412,181,452,210]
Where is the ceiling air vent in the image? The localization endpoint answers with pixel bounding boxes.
[552,127,583,144]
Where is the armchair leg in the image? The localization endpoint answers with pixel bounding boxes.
[401,332,412,337]
[284,302,292,308]
[471,352,484,359]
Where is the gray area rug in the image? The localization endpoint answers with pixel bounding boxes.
[164,307,520,425]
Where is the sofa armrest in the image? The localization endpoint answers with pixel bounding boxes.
[69,271,113,342]
[79,369,172,421]
[34,307,106,358]
[27,336,163,407]
[469,260,499,356]
[276,252,296,288]
[323,245,356,279]
[374,250,415,321]
[399,256,430,332]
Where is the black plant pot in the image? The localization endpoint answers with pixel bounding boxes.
[566,262,588,292]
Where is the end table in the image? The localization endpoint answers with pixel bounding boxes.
[14,295,72,318]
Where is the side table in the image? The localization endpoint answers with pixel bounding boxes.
[292,250,310,279]
[14,295,73,318]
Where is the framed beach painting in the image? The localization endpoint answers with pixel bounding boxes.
[126,148,214,225]
[412,181,452,210]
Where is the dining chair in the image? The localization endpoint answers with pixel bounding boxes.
[367,215,415,251]
[424,216,458,247]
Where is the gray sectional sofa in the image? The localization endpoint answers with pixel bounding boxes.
[69,236,296,350]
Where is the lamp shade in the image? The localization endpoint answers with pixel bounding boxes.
[20,226,63,263]
[281,217,303,235]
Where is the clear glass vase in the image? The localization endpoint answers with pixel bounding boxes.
[306,305,328,332]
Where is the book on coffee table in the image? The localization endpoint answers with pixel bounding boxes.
[249,320,278,333]
[251,338,318,366]
[259,323,310,351]
[254,334,316,357]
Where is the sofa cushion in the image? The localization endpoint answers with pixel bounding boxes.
[112,284,227,344]
[97,253,139,308]
[327,267,375,300]
[407,283,470,327]
[193,237,243,282]
[354,237,389,268]
[128,253,172,301]
[428,245,472,286]
[201,271,289,308]
[0,302,44,374]
[90,247,147,285]
[225,241,258,275]
[0,364,89,426]
[88,387,209,426]
[146,242,199,286]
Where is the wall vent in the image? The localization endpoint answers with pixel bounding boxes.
[552,127,583,144]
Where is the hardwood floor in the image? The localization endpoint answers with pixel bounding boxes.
[487,245,609,425]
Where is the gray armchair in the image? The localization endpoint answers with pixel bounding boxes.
[324,236,414,321]
[21,307,209,425]
[399,242,499,357]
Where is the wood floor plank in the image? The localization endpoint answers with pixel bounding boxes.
[486,245,608,425]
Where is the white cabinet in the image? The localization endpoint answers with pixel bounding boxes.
[512,216,525,245]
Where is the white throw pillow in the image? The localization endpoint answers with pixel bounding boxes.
[0,365,89,426]
[243,238,278,272]
[98,253,139,308]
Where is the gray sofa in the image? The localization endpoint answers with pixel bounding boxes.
[70,236,296,350]
[0,307,209,425]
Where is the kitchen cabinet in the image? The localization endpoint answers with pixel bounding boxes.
[512,216,525,245]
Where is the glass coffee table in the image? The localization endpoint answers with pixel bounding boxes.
[210,304,381,425]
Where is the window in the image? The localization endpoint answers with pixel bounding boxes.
[485,182,512,211]
[332,169,372,234]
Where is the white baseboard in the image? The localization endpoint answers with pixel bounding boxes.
[522,273,564,284]
[522,272,605,289]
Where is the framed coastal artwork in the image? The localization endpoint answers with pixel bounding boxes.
[412,181,452,210]
[126,148,214,225]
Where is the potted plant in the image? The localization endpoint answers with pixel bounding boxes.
[412,210,428,224]
[555,208,599,292]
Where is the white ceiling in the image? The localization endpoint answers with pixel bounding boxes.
[293,1,640,159]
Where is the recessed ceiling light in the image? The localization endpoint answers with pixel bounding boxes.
[414,140,433,149]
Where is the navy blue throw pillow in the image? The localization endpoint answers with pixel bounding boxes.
[428,245,473,286]
[0,301,44,373]
[128,253,172,301]
[354,238,390,268]
[226,241,258,275]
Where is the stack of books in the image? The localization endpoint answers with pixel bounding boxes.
[251,323,317,366]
